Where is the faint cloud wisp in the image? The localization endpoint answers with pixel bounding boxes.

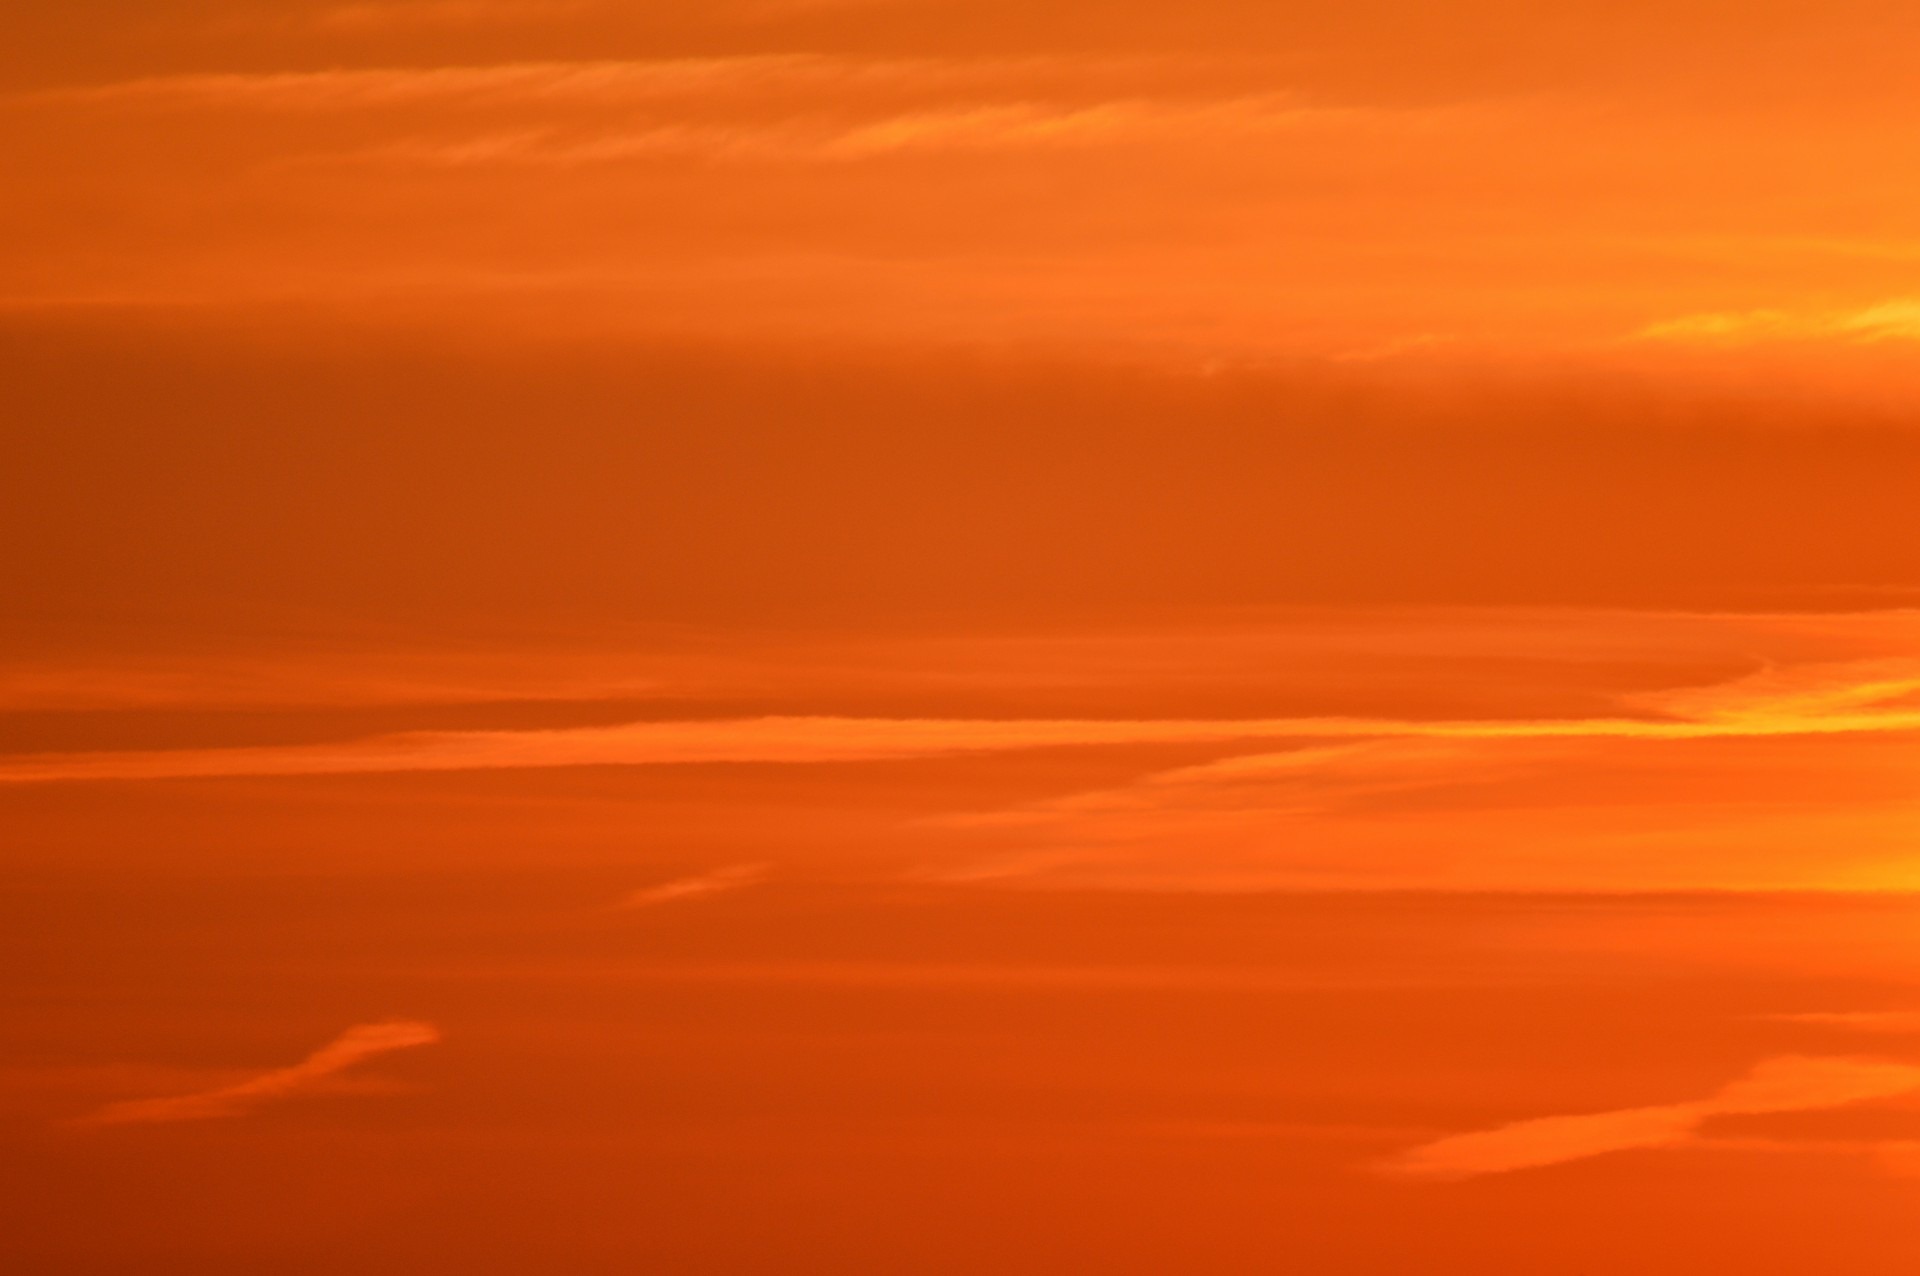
[1381,1055,1920,1180]
[77,1021,442,1127]
[5,657,1918,786]
[1639,298,1920,346]
[615,862,769,909]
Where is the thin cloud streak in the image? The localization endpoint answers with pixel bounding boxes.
[2,661,1913,786]
[352,96,1387,168]
[1766,1011,1920,1035]
[1382,1055,1920,1180]
[616,863,769,909]
[918,658,1920,891]
[76,1021,442,1127]
[313,0,595,32]
[1640,299,1920,346]
[22,54,1202,112]
[24,57,839,110]
[19,52,1444,170]
[398,959,1410,991]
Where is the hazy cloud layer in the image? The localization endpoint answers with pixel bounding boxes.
[19,52,1268,117]
[78,1021,442,1127]
[11,37,1920,351]
[616,863,769,909]
[4,660,1915,786]
[1765,1012,1920,1035]
[926,659,1920,892]
[1383,1055,1920,1180]
[1641,300,1920,346]
[7,608,1906,714]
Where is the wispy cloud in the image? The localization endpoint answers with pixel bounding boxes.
[309,96,1403,169]
[1382,1055,1920,1180]
[76,1021,442,1127]
[0,649,664,712]
[313,0,595,32]
[917,657,1920,892]
[615,862,769,908]
[419,959,1384,991]
[18,51,1447,171]
[1638,299,1920,345]
[3,660,1914,786]
[1766,1011,1920,1035]
[23,54,1187,113]
[0,714,1343,784]
[810,96,1378,159]
[25,57,838,110]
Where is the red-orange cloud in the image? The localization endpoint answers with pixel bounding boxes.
[1383,1055,1920,1180]
[77,1021,443,1127]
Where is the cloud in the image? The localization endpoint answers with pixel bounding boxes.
[0,714,1343,784]
[20,55,1119,113]
[1639,299,1920,345]
[0,648,665,712]
[616,862,769,908]
[958,738,1510,822]
[24,58,824,111]
[313,0,594,32]
[1766,1012,1920,1035]
[919,658,1920,892]
[811,96,1376,159]
[76,1021,442,1127]
[0,607,1904,714]
[1382,1055,1920,1180]
[18,52,1440,170]
[2,660,1916,787]
[311,95,1403,170]
[457,959,1373,991]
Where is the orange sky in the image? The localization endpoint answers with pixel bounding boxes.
[4,3,1920,1273]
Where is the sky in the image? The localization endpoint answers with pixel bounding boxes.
[4,3,1920,1273]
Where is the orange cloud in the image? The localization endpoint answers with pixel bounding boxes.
[616,863,769,909]
[917,658,1920,892]
[4,660,1915,787]
[349,96,1403,169]
[1764,1012,1920,1036]
[23,56,840,110]
[14,1,1920,352]
[1639,300,1920,346]
[1383,1055,1920,1180]
[77,1021,442,1127]
[313,0,593,32]
[23,53,1197,114]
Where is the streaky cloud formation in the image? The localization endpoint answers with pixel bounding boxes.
[21,53,1168,112]
[2,660,1916,786]
[616,862,770,909]
[1640,299,1920,346]
[348,96,1393,169]
[9,0,1920,1268]
[1765,1011,1920,1035]
[922,655,1920,893]
[1382,1055,1920,1180]
[20,55,834,109]
[77,1021,442,1127]
[313,0,594,32]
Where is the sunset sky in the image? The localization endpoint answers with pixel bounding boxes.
[5,3,1920,1273]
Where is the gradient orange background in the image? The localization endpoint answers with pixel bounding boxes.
[5,3,1920,1272]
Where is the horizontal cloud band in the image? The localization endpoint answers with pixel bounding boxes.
[1383,1054,1920,1180]
[1,696,1917,786]
[77,1021,441,1127]
[4,661,1918,787]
